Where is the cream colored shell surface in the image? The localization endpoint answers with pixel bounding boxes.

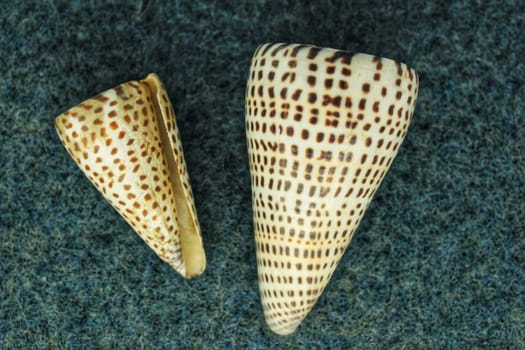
[55,74,205,278]
[245,43,418,335]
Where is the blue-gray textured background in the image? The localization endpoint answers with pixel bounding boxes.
[1,1,524,348]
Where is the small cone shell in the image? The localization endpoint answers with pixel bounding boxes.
[246,43,418,335]
[55,73,206,278]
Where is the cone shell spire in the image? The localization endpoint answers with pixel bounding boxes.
[55,73,206,278]
[246,43,418,334]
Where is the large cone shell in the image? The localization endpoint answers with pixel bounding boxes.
[55,73,206,279]
[246,43,418,335]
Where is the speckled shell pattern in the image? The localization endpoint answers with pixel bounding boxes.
[55,74,205,279]
[246,43,418,335]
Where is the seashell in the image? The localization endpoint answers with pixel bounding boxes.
[246,43,418,334]
[55,73,206,278]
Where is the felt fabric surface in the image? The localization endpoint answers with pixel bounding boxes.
[1,1,523,348]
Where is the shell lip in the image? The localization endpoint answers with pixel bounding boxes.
[141,73,207,279]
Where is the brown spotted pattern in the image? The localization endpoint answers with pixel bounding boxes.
[246,43,418,335]
[55,73,206,278]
